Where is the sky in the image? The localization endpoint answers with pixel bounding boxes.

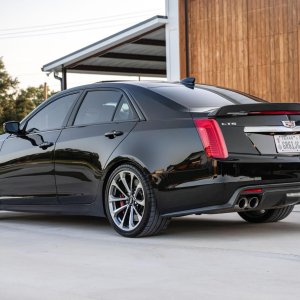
[0,0,165,91]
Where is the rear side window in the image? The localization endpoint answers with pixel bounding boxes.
[74,90,122,126]
[113,97,137,122]
[150,86,264,109]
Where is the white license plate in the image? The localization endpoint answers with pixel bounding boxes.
[274,135,300,153]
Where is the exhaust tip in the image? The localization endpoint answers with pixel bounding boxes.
[248,197,259,209]
[237,197,248,209]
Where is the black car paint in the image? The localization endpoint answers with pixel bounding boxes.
[0,130,59,204]
[54,120,137,205]
[0,82,300,217]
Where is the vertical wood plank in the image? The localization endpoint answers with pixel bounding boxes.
[179,0,299,102]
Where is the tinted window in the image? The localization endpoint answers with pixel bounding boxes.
[26,93,78,132]
[199,85,267,104]
[113,97,137,122]
[74,90,122,126]
[150,85,264,109]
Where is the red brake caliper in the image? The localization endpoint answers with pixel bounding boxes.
[119,193,125,213]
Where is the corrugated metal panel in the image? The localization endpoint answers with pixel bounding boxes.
[142,28,165,40]
[84,57,166,69]
[42,16,167,78]
[110,43,165,56]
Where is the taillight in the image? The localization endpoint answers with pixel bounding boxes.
[193,119,228,159]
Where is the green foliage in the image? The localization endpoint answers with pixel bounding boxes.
[16,85,56,120]
[0,57,57,131]
[0,57,19,101]
[0,98,17,127]
[0,57,19,126]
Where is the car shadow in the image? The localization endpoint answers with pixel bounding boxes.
[164,212,300,239]
[0,212,110,229]
[1,211,300,239]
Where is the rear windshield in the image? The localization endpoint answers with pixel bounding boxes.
[200,85,267,104]
[150,85,266,109]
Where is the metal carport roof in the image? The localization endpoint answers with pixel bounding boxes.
[42,16,168,89]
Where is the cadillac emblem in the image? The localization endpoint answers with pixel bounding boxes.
[282,120,296,128]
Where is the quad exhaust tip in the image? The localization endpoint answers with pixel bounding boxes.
[237,197,248,209]
[236,196,260,210]
[248,197,259,209]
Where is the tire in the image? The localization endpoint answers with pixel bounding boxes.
[238,205,294,223]
[104,164,170,237]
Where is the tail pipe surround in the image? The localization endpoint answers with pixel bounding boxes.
[235,188,263,210]
[248,197,259,209]
[237,197,248,209]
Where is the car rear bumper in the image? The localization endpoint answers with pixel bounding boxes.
[154,154,300,217]
[161,182,300,217]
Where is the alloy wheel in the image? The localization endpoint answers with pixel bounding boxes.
[108,170,145,231]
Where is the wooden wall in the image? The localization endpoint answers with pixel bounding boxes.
[179,0,300,102]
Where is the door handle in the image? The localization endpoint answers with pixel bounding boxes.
[104,130,124,139]
[39,141,54,150]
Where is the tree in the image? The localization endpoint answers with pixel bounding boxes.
[0,98,17,126]
[0,57,18,101]
[0,57,57,131]
[0,57,18,126]
[15,85,56,120]
[15,89,35,121]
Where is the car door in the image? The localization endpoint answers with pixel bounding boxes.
[0,92,79,205]
[54,89,138,205]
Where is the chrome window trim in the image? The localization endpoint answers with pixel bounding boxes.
[244,126,300,133]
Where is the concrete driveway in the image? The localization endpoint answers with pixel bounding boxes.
[1,208,300,300]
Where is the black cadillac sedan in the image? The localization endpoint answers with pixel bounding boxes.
[0,79,299,237]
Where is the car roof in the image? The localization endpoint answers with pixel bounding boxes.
[57,80,266,116]
[62,80,179,92]
[44,80,267,120]
[62,81,264,102]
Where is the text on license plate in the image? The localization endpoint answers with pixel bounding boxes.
[274,134,300,153]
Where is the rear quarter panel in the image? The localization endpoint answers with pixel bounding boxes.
[106,119,220,214]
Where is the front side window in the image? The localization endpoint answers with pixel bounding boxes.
[74,90,122,126]
[26,93,79,132]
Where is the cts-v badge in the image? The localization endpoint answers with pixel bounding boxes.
[221,122,237,126]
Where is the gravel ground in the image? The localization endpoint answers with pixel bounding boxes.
[1,207,300,300]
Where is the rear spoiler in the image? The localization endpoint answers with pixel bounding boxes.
[209,103,300,117]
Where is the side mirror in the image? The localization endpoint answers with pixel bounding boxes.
[3,121,21,134]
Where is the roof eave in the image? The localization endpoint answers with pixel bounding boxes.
[42,15,168,73]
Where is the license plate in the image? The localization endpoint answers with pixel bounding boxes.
[274,135,300,153]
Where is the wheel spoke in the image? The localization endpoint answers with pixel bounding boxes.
[111,180,127,197]
[128,206,135,229]
[133,205,142,222]
[134,183,143,198]
[130,172,135,191]
[113,204,128,217]
[109,195,128,202]
[135,198,145,206]
[120,172,131,195]
[134,182,145,206]
[120,205,130,228]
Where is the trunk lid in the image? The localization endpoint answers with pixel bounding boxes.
[210,103,300,117]
[194,103,300,156]
[215,103,300,155]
